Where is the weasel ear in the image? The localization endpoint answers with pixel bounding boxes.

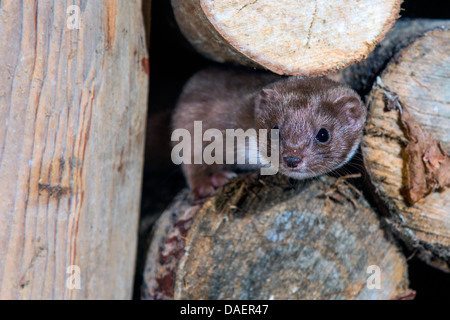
[335,95,366,125]
[256,88,278,116]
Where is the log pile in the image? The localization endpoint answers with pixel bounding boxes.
[1,0,445,301]
[142,12,450,299]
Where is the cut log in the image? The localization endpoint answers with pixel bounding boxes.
[362,28,450,271]
[0,1,149,299]
[329,19,450,95]
[143,174,410,300]
[170,0,402,76]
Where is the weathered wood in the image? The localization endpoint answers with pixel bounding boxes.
[0,0,149,299]
[329,19,450,96]
[143,174,410,300]
[171,0,402,76]
[362,28,450,271]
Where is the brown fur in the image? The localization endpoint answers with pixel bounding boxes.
[172,67,366,199]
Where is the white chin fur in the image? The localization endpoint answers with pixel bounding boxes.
[280,170,320,180]
[337,140,361,170]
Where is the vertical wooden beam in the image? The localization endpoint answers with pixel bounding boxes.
[0,0,149,299]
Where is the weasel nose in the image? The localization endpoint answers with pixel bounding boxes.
[284,157,301,168]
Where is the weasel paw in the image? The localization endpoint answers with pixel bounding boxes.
[210,171,238,188]
[192,171,238,200]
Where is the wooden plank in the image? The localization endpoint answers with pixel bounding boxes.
[0,0,149,299]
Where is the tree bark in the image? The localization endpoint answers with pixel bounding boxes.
[0,0,149,299]
[362,28,450,271]
[171,0,402,76]
[143,174,410,300]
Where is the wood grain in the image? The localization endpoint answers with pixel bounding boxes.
[171,0,402,76]
[362,28,450,269]
[143,175,409,300]
[0,0,149,299]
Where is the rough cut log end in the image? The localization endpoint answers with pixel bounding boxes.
[329,19,450,95]
[172,0,402,76]
[143,174,410,300]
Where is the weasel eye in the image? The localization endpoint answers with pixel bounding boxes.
[315,128,330,143]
